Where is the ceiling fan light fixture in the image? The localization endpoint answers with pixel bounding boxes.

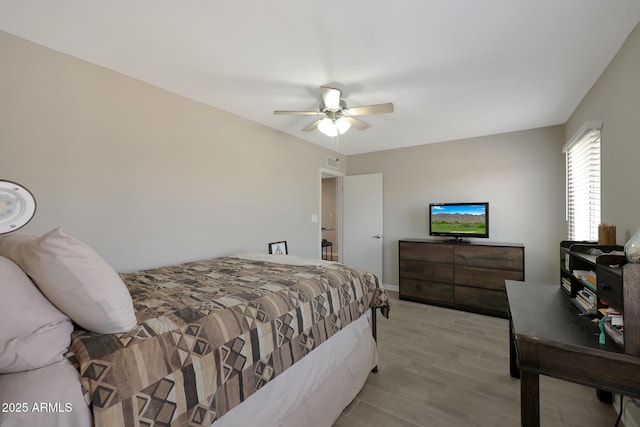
[318,117,338,137]
[336,117,351,134]
[318,117,351,137]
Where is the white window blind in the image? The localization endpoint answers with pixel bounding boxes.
[563,121,601,241]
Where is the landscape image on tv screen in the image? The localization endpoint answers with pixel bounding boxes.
[431,204,487,235]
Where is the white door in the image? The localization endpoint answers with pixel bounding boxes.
[342,173,383,282]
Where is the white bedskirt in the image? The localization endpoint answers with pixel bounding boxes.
[214,310,377,427]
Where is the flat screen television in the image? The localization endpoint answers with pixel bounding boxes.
[429,202,489,241]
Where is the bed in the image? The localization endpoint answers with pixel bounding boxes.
[0,229,390,427]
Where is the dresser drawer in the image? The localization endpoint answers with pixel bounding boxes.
[400,278,454,304]
[597,265,623,311]
[455,286,508,315]
[454,245,523,271]
[400,241,454,263]
[399,259,454,282]
[455,265,524,291]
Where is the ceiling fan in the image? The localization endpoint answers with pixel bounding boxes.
[273,86,394,137]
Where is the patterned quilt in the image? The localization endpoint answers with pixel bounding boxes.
[67,256,390,426]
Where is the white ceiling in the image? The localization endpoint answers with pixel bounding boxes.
[1,1,639,155]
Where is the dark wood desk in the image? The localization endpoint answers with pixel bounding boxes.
[506,280,640,427]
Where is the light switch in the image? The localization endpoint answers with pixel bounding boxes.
[311,214,319,223]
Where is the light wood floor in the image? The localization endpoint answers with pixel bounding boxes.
[334,292,620,427]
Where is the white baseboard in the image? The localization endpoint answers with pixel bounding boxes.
[383,284,399,292]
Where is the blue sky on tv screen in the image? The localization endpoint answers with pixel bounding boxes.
[432,204,486,215]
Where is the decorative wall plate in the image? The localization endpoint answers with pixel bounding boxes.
[0,180,36,234]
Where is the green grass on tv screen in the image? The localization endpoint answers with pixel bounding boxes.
[432,221,486,234]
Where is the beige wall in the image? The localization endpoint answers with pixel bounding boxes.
[566,23,640,244]
[346,126,566,285]
[0,30,345,271]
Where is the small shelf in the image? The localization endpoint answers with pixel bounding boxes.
[559,240,627,348]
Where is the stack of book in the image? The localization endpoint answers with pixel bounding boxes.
[571,286,597,315]
[572,269,597,292]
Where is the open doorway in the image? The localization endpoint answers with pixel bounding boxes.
[320,169,344,261]
[321,177,338,261]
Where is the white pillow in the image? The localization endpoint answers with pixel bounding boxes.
[0,256,73,373]
[0,227,137,334]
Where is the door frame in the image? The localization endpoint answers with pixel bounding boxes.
[319,168,344,261]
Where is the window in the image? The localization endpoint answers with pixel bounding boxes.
[563,121,601,241]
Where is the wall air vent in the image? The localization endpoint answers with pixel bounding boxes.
[326,156,339,169]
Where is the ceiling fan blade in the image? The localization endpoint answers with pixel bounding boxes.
[301,119,323,132]
[321,86,342,111]
[345,102,394,116]
[274,110,324,116]
[343,116,371,130]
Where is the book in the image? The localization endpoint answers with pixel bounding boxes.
[570,286,597,315]
[579,286,596,298]
[610,314,624,327]
[572,270,597,292]
[603,316,624,345]
[571,297,597,315]
[571,298,590,314]
[581,279,596,293]
[573,269,590,279]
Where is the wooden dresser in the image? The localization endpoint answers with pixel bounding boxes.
[399,239,525,317]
